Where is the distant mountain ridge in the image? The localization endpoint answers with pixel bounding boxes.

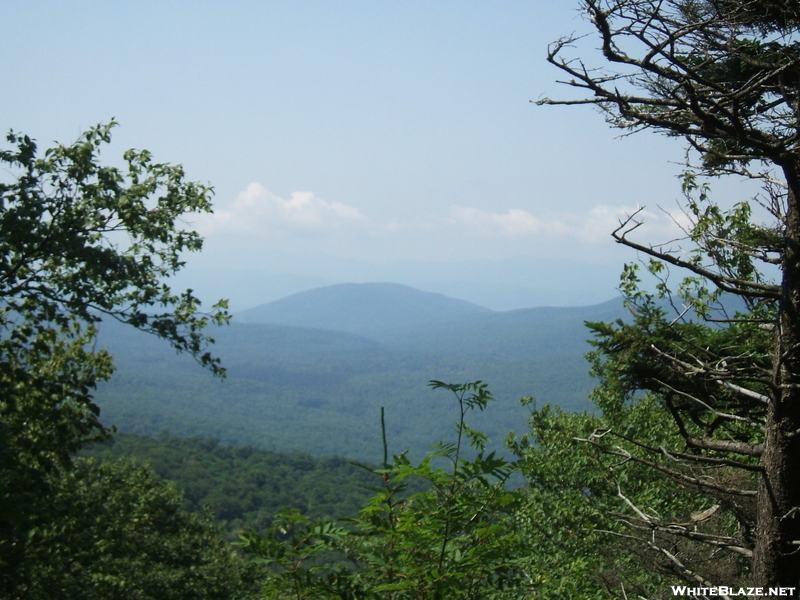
[235,282,493,338]
[383,297,625,355]
[94,283,626,461]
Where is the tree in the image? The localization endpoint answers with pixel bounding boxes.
[16,458,258,600]
[540,0,800,588]
[509,402,680,598]
[242,382,527,599]
[0,123,228,591]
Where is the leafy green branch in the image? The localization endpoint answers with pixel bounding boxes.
[243,381,528,600]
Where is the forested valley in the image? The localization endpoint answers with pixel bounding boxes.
[80,432,382,541]
[6,1,800,598]
[92,289,626,461]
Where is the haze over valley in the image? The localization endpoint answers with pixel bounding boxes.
[95,282,625,461]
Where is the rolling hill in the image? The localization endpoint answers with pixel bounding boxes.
[93,285,625,461]
[235,282,492,337]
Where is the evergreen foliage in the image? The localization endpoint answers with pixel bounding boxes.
[538,0,800,587]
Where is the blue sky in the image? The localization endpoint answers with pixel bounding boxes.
[2,1,712,310]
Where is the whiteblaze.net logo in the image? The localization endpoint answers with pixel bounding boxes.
[671,587,796,597]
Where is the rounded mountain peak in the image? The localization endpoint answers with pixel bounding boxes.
[235,282,492,338]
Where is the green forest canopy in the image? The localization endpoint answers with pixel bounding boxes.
[8,0,800,595]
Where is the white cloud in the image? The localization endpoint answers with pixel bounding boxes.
[448,206,547,237]
[196,183,688,264]
[574,205,638,243]
[199,183,367,236]
[446,203,684,243]
[575,204,691,244]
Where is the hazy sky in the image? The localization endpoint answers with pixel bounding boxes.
[2,1,730,310]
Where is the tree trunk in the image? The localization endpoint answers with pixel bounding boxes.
[754,167,800,587]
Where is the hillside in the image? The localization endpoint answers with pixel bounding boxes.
[383,298,624,355]
[81,432,381,539]
[235,282,492,337]
[93,285,625,461]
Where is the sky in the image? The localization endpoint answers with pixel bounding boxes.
[1,1,735,311]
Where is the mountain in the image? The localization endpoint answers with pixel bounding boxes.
[172,255,623,312]
[382,298,624,355]
[93,285,626,461]
[235,282,492,337]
